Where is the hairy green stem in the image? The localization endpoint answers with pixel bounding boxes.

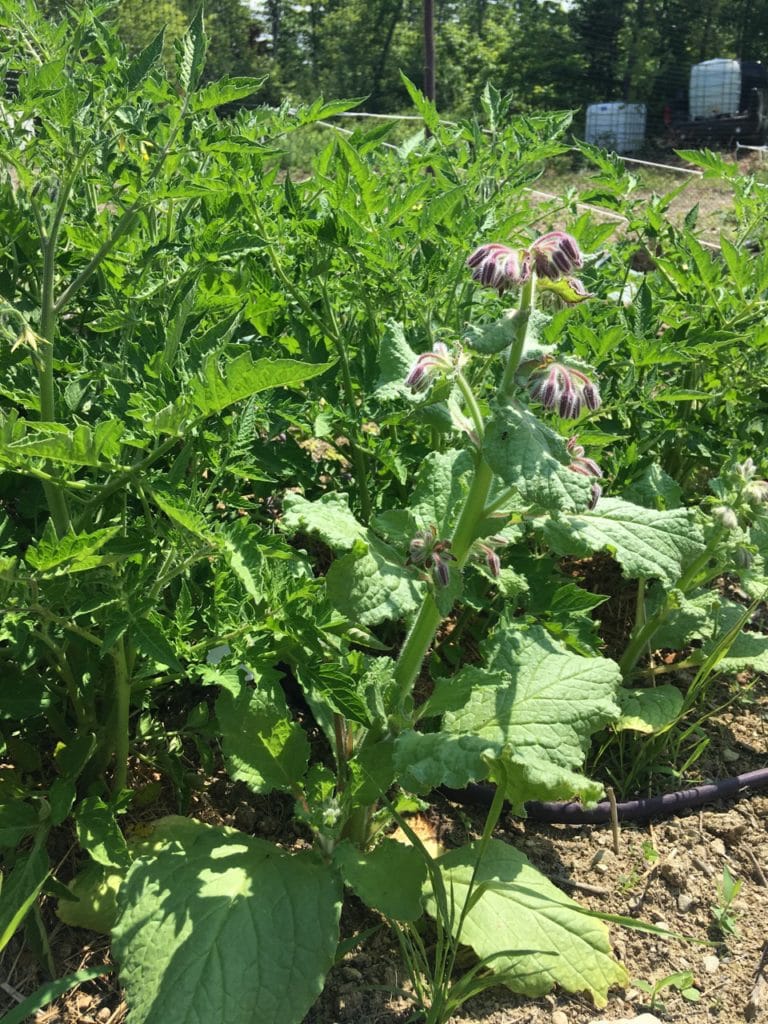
[455,370,485,440]
[112,636,131,794]
[392,277,537,714]
[500,277,535,403]
[619,526,726,678]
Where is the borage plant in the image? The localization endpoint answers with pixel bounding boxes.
[106,228,692,1022]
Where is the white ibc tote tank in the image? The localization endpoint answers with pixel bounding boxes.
[584,102,646,153]
[689,59,742,118]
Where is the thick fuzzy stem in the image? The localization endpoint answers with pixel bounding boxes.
[112,636,131,794]
[392,277,538,716]
[620,525,726,678]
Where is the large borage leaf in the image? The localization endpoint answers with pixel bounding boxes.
[113,820,341,1024]
[396,624,620,807]
[282,492,426,627]
[282,492,367,550]
[543,497,706,588]
[429,839,628,1006]
[326,536,424,627]
[483,403,592,514]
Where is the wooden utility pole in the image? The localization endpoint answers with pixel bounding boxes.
[424,0,435,104]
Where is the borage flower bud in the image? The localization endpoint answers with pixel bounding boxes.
[480,544,501,578]
[404,341,453,394]
[566,436,603,509]
[408,526,436,565]
[744,478,768,506]
[432,551,454,588]
[466,243,529,295]
[406,527,455,587]
[469,535,506,578]
[566,436,603,480]
[529,231,583,281]
[713,505,738,530]
[558,388,581,420]
[582,380,601,412]
[735,545,753,569]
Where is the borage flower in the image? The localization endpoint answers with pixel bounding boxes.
[528,361,601,420]
[466,243,528,295]
[566,437,603,510]
[405,341,453,393]
[469,534,508,578]
[529,231,583,281]
[406,525,456,588]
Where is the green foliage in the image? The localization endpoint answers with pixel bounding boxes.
[2,4,768,1021]
[429,839,629,1006]
[112,819,342,1024]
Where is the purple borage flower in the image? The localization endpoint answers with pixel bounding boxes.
[566,437,603,510]
[406,525,456,588]
[466,243,525,295]
[404,341,453,393]
[528,361,601,420]
[466,231,585,294]
[529,231,584,281]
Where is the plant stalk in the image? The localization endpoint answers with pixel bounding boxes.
[392,276,537,714]
[619,525,726,678]
[112,635,131,794]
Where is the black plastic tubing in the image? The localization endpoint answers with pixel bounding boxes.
[440,767,768,824]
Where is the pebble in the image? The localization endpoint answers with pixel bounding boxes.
[659,856,687,889]
[703,953,721,974]
[677,893,695,912]
[722,746,740,762]
[552,1011,569,1024]
[710,837,727,857]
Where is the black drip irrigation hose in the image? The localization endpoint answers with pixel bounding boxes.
[440,767,768,825]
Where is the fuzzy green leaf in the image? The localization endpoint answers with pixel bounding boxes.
[429,839,628,1006]
[393,730,496,793]
[375,321,419,401]
[326,536,425,627]
[281,492,367,551]
[543,498,706,588]
[333,838,426,921]
[484,403,593,513]
[113,820,341,1024]
[616,685,684,734]
[443,625,621,806]
[409,449,473,534]
[463,311,521,354]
